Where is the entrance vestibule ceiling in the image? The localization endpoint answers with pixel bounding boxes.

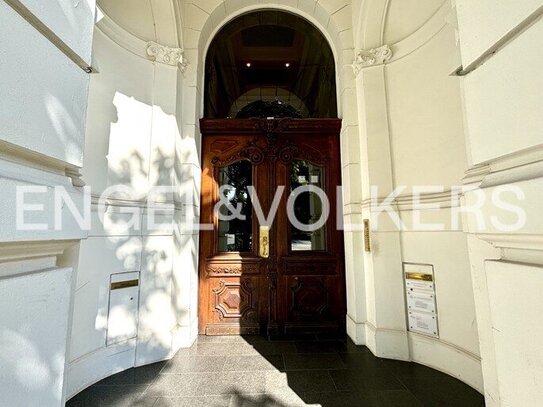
[204,10,337,118]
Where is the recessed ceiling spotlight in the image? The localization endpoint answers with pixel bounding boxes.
[246,62,252,67]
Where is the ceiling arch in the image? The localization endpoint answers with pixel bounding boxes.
[97,0,181,48]
[204,10,337,118]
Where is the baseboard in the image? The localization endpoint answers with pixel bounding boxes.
[66,319,200,400]
[346,314,366,345]
[66,340,136,400]
[171,318,199,354]
[408,332,484,393]
[365,322,410,361]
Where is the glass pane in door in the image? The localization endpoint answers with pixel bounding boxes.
[289,160,327,251]
[217,160,253,252]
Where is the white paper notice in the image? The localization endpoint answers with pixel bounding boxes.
[226,234,235,245]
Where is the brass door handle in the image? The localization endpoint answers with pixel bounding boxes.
[259,226,270,258]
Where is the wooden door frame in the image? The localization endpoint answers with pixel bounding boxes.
[198,118,344,335]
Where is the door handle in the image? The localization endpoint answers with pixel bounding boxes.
[259,226,270,258]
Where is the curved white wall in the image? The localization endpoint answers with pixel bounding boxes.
[351,0,482,391]
[66,24,200,398]
[67,0,484,397]
[385,7,480,375]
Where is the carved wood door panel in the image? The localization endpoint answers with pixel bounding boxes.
[199,119,345,335]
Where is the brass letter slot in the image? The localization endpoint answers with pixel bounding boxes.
[111,280,139,290]
[259,226,270,258]
[405,273,433,282]
[364,219,371,252]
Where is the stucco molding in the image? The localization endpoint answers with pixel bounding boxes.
[477,234,543,253]
[0,240,79,263]
[463,144,543,188]
[352,45,393,75]
[146,41,189,73]
[354,188,464,212]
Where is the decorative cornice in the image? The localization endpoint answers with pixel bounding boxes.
[353,188,463,212]
[352,45,393,76]
[477,234,543,252]
[0,240,79,263]
[463,144,543,187]
[146,41,189,73]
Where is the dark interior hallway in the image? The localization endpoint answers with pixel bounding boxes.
[67,334,485,407]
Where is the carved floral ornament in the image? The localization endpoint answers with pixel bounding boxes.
[146,41,189,74]
[352,45,393,76]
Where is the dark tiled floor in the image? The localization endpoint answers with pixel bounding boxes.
[67,334,485,407]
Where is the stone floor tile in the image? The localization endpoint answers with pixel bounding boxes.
[69,335,485,407]
[294,340,349,354]
[144,374,203,398]
[329,368,405,391]
[229,391,307,407]
[283,353,346,370]
[373,390,424,407]
[398,376,485,407]
[338,351,390,371]
[162,356,226,373]
[67,385,150,407]
[153,395,232,407]
[251,341,298,355]
[197,371,268,396]
[223,355,285,371]
[302,391,375,407]
[264,370,336,393]
[194,342,260,356]
[197,335,267,345]
[95,362,168,386]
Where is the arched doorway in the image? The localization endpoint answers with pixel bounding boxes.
[198,10,345,336]
[204,10,337,119]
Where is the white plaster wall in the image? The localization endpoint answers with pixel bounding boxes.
[455,0,542,68]
[0,2,89,167]
[70,236,142,361]
[456,1,543,405]
[485,261,543,407]
[0,1,96,404]
[16,0,97,63]
[352,0,482,391]
[386,26,466,190]
[67,22,200,397]
[462,19,543,165]
[385,22,479,371]
[0,267,73,407]
[82,30,155,196]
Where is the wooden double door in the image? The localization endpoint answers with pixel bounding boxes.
[198,119,345,335]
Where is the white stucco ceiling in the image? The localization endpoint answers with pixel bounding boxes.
[97,0,157,41]
[384,0,445,44]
